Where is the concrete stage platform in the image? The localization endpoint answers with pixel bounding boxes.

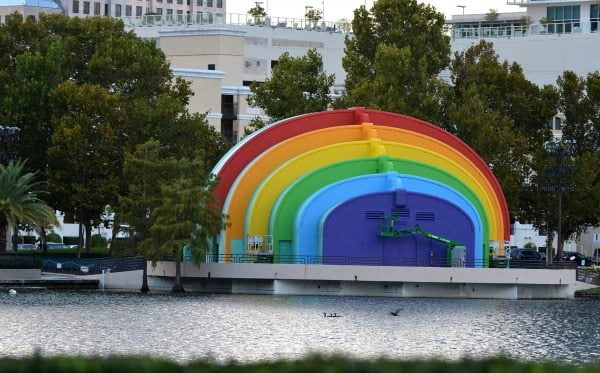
[147,262,592,299]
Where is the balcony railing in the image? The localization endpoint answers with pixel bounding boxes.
[119,12,352,33]
[450,20,599,40]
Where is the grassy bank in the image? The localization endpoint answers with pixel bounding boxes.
[0,355,598,372]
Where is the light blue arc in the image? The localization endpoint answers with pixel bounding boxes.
[294,171,483,265]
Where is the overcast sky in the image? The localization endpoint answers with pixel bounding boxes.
[228,0,523,22]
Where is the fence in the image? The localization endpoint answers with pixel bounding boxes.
[0,255,41,269]
[577,269,600,286]
[193,254,576,269]
[41,256,144,275]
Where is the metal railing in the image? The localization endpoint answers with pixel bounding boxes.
[577,268,600,285]
[118,12,352,33]
[42,256,144,275]
[193,253,577,269]
[450,21,599,40]
[0,254,41,269]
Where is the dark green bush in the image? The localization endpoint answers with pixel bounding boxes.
[91,234,107,248]
[46,232,62,243]
[63,236,80,246]
[19,236,36,244]
[0,355,597,373]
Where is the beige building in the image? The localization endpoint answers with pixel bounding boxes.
[133,17,347,141]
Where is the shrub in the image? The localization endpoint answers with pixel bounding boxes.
[91,234,107,248]
[63,236,80,246]
[46,232,62,243]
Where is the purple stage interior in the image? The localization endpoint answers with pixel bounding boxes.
[322,190,475,266]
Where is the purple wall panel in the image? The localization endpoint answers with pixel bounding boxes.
[322,191,474,265]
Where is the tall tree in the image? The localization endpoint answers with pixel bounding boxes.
[339,0,450,122]
[445,41,559,219]
[47,83,123,252]
[533,71,600,258]
[246,49,335,132]
[137,156,226,293]
[0,14,228,252]
[0,160,57,251]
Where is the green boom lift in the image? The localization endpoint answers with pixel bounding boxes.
[378,214,465,264]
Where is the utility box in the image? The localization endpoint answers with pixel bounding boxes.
[451,246,467,267]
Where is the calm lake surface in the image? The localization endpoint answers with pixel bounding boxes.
[0,292,598,363]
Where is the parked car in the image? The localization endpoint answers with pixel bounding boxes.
[17,243,37,251]
[509,249,545,268]
[45,242,66,250]
[562,251,593,267]
[517,249,545,261]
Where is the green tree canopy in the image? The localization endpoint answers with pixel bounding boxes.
[339,0,450,121]
[445,41,559,218]
[246,49,335,126]
[0,14,229,250]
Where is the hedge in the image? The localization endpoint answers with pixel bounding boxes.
[0,355,598,373]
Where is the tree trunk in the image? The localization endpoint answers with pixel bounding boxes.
[0,223,7,253]
[11,225,18,253]
[140,257,149,293]
[40,227,47,255]
[171,248,185,293]
[110,213,119,257]
[77,223,83,259]
[85,224,92,254]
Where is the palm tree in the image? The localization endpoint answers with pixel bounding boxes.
[0,160,58,251]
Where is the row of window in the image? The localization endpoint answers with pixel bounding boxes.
[71,0,222,15]
[547,6,580,22]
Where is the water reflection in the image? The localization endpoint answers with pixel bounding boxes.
[0,292,598,363]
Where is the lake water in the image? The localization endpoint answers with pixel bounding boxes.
[0,292,598,363]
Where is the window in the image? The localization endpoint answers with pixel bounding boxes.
[125,4,132,16]
[166,8,173,15]
[554,117,562,131]
[206,0,212,6]
[136,5,142,16]
[104,3,109,15]
[196,0,202,5]
[115,4,121,16]
[546,6,580,33]
[177,9,183,14]
[83,1,90,14]
[156,7,162,14]
[72,0,79,13]
[216,0,222,8]
[592,5,599,32]
[208,63,216,70]
[94,2,100,15]
[167,0,172,4]
[594,233,600,242]
[177,0,182,4]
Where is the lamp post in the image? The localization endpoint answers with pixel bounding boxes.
[543,139,576,264]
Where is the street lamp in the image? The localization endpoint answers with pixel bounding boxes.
[543,139,577,264]
[456,5,466,15]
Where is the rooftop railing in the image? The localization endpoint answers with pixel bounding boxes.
[119,12,352,33]
[450,20,599,40]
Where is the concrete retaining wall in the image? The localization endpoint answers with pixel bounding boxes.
[147,262,578,299]
[0,269,41,280]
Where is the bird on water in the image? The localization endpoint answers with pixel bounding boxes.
[390,309,401,316]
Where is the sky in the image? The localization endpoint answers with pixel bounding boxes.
[227,0,523,22]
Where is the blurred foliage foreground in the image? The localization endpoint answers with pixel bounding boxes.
[0,355,599,373]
